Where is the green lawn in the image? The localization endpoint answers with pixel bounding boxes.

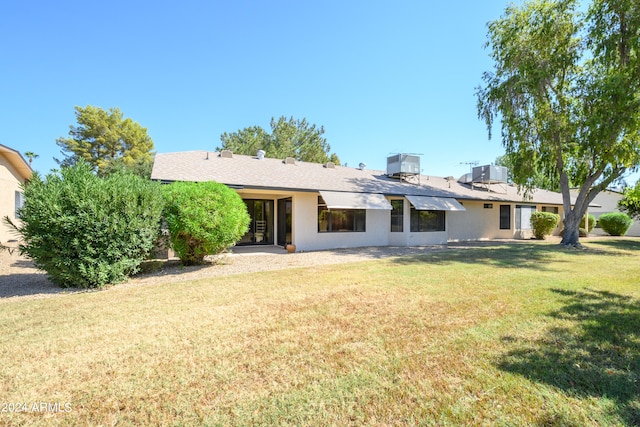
[1,239,639,426]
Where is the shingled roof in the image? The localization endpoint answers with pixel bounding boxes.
[151,151,567,205]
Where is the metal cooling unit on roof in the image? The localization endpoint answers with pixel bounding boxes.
[471,165,508,193]
[387,154,421,184]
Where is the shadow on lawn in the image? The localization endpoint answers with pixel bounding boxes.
[391,241,631,271]
[1,256,229,298]
[586,238,640,252]
[498,288,640,426]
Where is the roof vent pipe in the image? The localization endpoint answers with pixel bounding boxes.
[358,162,366,170]
[257,150,265,160]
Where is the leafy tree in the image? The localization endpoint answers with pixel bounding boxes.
[7,161,164,288]
[477,0,640,247]
[161,181,250,266]
[218,116,340,164]
[56,105,155,177]
[495,153,563,191]
[101,156,154,179]
[619,180,640,219]
[23,151,38,167]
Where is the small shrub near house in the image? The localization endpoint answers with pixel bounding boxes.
[598,212,633,236]
[530,211,560,239]
[161,181,250,266]
[10,161,164,288]
[580,214,596,234]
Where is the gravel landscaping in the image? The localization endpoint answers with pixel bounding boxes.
[0,244,448,300]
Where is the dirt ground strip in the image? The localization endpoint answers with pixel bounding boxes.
[4,236,616,301]
[0,244,452,301]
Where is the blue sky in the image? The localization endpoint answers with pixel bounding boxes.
[4,0,632,184]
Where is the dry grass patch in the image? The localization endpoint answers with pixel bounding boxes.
[1,239,639,426]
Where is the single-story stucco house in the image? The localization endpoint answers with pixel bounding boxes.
[0,144,32,243]
[151,151,582,252]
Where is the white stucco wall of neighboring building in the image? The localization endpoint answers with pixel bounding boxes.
[585,190,640,237]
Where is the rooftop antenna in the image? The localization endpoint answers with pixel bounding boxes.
[460,161,478,174]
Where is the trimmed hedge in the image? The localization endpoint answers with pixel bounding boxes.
[530,211,560,239]
[161,181,250,265]
[598,212,633,236]
[13,161,164,288]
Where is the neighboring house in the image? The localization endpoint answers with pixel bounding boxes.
[0,144,32,243]
[152,151,578,252]
[571,189,640,237]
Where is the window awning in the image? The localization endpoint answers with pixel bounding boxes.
[319,191,393,210]
[406,195,466,211]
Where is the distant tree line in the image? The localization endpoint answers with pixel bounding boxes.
[217,116,340,164]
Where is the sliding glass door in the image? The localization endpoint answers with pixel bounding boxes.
[277,198,292,247]
[238,199,274,245]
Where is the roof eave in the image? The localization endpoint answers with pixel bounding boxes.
[0,144,33,181]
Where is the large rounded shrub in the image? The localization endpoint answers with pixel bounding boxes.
[161,181,250,265]
[530,211,560,239]
[13,161,164,288]
[598,212,633,236]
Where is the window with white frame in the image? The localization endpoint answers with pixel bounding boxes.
[15,191,25,218]
[515,205,536,230]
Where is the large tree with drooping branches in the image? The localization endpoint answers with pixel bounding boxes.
[477,0,640,247]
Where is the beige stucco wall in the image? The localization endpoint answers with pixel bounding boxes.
[387,198,448,246]
[234,191,451,251]
[448,200,515,241]
[293,192,391,251]
[448,201,564,241]
[0,155,25,243]
[235,189,393,251]
[294,195,450,250]
[233,188,567,251]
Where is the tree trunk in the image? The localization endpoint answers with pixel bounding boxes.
[561,211,581,247]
